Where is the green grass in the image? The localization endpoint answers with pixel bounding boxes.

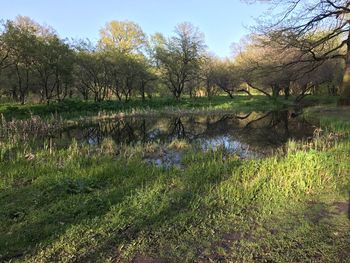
[0,95,328,120]
[0,99,349,262]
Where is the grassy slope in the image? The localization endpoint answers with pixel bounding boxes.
[0,99,349,262]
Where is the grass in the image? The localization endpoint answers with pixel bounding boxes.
[0,97,349,262]
[0,95,336,120]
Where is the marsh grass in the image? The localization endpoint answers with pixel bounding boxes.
[168,139,190,150]
[0,102,349,262]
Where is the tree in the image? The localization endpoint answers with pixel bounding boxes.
[111,53,139,102]
[0,16,74,104]
[49,38,74,101]
[136,57,157,100]
[32,34,74,104]
[233,33,342,100]
[292,58,343,101]
[99,20,146,54]
[212,59,241,98]
[0,29,11,76]
[154,22,206,99]
[234,35,297,99]
[1,17,38,104]
[75,49,109,102]
[247,0,350,104]
[98,20,155,101]
[199,55,217,98]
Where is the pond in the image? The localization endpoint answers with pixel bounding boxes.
[31,109,317,167]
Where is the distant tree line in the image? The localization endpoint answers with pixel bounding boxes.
[0,13,348,105]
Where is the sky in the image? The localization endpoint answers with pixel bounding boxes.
[0,0,270,57]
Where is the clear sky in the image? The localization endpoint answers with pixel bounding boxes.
[1,0,269,57]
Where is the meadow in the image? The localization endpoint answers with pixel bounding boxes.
[0,96,349,262]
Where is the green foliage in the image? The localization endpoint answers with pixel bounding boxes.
[98,20,146,54]
[154,22,206,99]
[1,14,344,105]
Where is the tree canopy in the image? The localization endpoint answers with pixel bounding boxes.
[0,13,347,104]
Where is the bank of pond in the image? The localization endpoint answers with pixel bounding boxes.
[0,105,349,262]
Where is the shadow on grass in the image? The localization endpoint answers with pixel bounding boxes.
[0,159,163,261]
[0,154,239,262]
[70,162,238,262]
[199,199,350,262]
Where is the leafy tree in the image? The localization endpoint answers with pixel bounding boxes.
[99,20,146,54]
[0,29,11,76]
[1,17,38,104]
[32,34,74,104]
[154,22,206,99]
[75,48,110,102]
[111,53,139,101]
[0,16,74,104]
[200,55,219,99]
[136,57,157,100]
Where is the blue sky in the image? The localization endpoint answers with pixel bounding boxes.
[1,0,270,57]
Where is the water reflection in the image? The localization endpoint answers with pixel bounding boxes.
[50,110,316,155]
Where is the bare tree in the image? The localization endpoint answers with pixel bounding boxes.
[246,0,350,104]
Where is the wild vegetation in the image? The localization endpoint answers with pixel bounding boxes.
[1,1,350,262]
[0,100,349,262]
[1,2,350,105]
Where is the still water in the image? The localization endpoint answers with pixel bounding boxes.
[46,110,316,160]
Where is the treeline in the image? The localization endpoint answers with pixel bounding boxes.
[0,15,346,104]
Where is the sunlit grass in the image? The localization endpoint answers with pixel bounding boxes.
[0,101,349,262]
[0,95,291,120]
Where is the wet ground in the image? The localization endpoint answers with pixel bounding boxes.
[23,110,318,167]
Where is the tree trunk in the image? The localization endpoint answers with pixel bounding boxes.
[15,64,22,103]
[11,84,18,101]
[173,86,181,100]
[272,84,280,98]
[338,29,350,105]
[246,82,271,98]
[56,75,61,102]
[206,83,212,99]
[284,86,290,100]
[141,82,145,101]
[45,83,50,105]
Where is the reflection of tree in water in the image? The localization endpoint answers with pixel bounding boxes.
[82,116,212,144]
[244,111,289,145]
[169,117,186,140]
[168,117,205,141]
[60,110,315,151]
[82,119,141,145]
[242,110,314,148]
[203,113,251,135]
